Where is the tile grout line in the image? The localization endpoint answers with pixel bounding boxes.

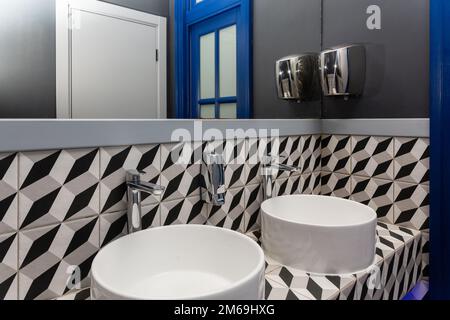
[16,152,20,300]
[158,143,162,227]
[98,147,102,249]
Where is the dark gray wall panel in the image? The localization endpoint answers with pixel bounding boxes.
[0,0,169,119]
[101,0,169,16]
[0,0,56,118]
[252,0,322,119]
[322,0,429,118]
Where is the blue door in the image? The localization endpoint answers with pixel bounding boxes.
[430,0,450,299]
[175,0,252,119]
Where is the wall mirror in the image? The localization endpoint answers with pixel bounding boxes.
[0,0,428,120]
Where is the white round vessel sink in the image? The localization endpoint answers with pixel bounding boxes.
[91,225,265,300]
[261,195,377,274]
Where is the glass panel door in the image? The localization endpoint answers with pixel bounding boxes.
[200,32,215,99]
[191,9,238,119]
[219,25,237,98]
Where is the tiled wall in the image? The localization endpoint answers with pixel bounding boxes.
[0,134,429,300]
[320,135,430,279]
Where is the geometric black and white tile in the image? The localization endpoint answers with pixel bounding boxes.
[100,145,160,214]
[243,184,263,233]
[273,173,321,198]
[56,287,90,300]
[99,203,160,247]
[351,136,394,179]
[253,222,422,301]
[0,232,18,300]
[321,135,352,174]
[19,149,99,230]
[299,135,322,174]
[206,187,246,232]
[0,153,18,234]
[393,182,429,230]
[0,133,430,300]
[161,196,207,226]
[321,172,351,198]
[18,216,99,300]
[421,232,429,279]
[160,142,202,202]
[350,176,394,223]
[394,138,429,185]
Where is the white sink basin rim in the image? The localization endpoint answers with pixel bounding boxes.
[91,225,265,300]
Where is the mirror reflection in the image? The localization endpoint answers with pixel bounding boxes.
[0,0,428,120]
[0,0,323,119]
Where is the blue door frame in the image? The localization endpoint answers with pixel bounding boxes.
[430,0,450,299]
[175,0,252,119]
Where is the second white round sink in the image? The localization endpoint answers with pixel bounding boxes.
[261,195,377,274]
[91,225,265,300]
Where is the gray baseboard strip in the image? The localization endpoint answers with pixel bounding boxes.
[0,118,429,152]
[0,119,321,152]
[322,119,430,138]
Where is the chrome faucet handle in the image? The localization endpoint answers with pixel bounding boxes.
[261,155,301,172]
[126,170,165,196]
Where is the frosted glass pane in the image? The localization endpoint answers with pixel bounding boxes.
[200,32,216,99]
[200,104,216,119]
[219,25,237,97]
[219,103,237,119]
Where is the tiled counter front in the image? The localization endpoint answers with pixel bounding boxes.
[0,134,429,300]
[262,222,422,300]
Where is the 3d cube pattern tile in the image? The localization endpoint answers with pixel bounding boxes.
[321,135,351,174]
[160,142,203,202]
[350,176,394,223]
[351,136,394,179]
[18,217,99,300]
[321,136,429,236]
[0,153,18,234]
[394,138,429,185]
[0,134,430,300]
[100,145,160,214]
[19,149,100,230]
[0,232,18,300]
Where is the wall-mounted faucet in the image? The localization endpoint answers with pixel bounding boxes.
[126,170,165,234]
[201,153,226,206]
[261,155,301,201]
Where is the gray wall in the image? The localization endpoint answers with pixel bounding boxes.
[0,0,169,118]
[168,0,429,119]
[101,0,168,16]
[0,0,56,118]
[252,0,322,119]
[321,0,429,118]
[168,0,324,119]
[1,0,429,119]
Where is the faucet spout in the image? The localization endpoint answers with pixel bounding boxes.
[126,170,165,234]
[127,181,165,196]
[261,155,301,201]
[273,163,301,173]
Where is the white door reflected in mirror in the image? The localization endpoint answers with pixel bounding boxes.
[56,0,167,119]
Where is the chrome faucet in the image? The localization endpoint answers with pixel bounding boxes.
[126,170,165,234]
[201,153,226,206]
[261,155,301,200]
